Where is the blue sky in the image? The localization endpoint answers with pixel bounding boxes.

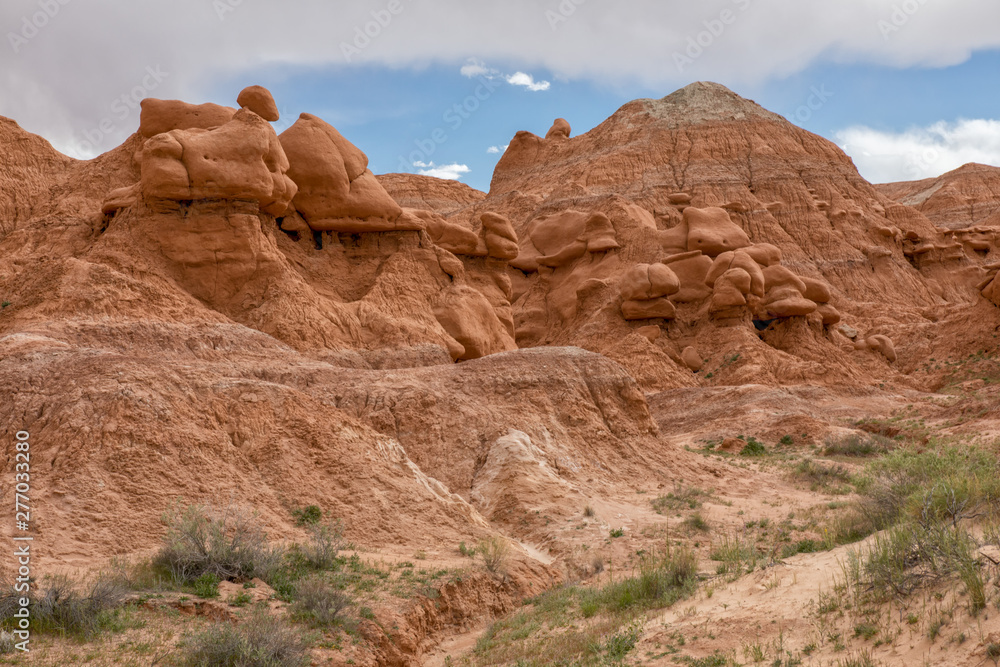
[3,0,1000,191]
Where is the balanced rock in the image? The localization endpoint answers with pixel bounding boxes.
[545,118,571,140]
[706,250,764,297]
[237,85,280,122]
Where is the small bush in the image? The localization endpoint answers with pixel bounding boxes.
[24,574,130,639]
[780,435,794,446]
[177,607,309,667]
[651,485,709,513]
[609,527,625,538]
[290,575,351,626]
[478,536,510,577]
[153,502,284,584]
[793,459,852,492]
[684,513,710,532]
[740,437,767,457]
[823,433,893,458]
[192,573,220,599]
[298,519,344,571]
[583,505,595,517]
[458,541,477,558]
[0,630,13,654]
[291,505,323,526]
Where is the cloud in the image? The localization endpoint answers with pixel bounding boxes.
[460,58,492,78]
[836,119,1000,183]
[413,161,471,180]
[505,72,550,92]
[3,1,1000,154]
[486,145,508,154]
[460,59,549,92]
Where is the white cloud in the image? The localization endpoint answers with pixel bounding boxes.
[460,58,492,78]
[505,72,550,92]
[486,145,509,154]
[413,161,471,180]
[836,119,1000,183]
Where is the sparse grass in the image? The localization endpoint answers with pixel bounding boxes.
[710,532,763,577]
[836,651,882,667]
[459,541,477,558]
[684,512,710,532]
[651,485,711,514]
[600,543,697,612]
[472,542,696,666]
[176,606,310,667]
[609,527,625,538]
[584,505,595,517]
[792,459,852,493]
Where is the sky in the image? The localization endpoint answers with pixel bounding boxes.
[3,0,1000,192]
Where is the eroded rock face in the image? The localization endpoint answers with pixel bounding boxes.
[139,108,297,216]
[138,99,235,138]
[280,113,407,231]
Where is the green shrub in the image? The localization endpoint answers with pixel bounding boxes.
[609,527,625,538]
[740,437,767,457]
[291,505,323,526]
[176,607,309,667]
[192,573,220,599]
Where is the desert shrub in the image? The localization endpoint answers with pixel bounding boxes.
[739,437,767,457]
[153,502,285,584]
[601,543,697,611]
[192,573,220,599]
[684,513,710,532]
[478,536,510,577]
[15,574,131,639]
[291,505,323,526]
[290,575,351,627]
[0,630,13,654]
[298,519,344,571]
[823,433,893,458]
[176,606,309,667]
[651,485,709,513]
[793,459,852,492]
